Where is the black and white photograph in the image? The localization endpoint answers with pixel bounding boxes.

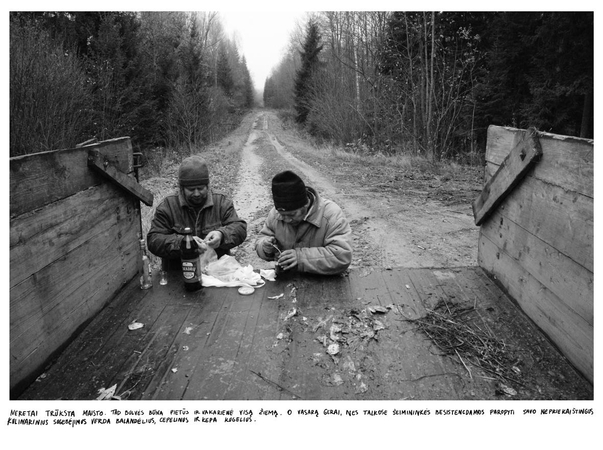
[5,3,598,448]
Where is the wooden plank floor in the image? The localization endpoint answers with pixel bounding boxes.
[19,266,593,400]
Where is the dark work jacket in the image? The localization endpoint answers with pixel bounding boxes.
[147,188,247,269]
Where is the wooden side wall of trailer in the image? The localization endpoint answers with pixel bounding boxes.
[9,138,142,396]
[478,126,593,383]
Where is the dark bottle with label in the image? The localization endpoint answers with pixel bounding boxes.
[180,227,202,291]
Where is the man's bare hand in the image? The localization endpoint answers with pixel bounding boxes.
[261,237,278,258]
[192,236,208,252]
[277,249,298,271]
[204,230,223,249]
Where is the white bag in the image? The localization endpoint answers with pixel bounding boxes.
[202,255,263,288]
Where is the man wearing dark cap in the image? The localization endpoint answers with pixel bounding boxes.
[147,155,247,269]
[255,170,352,275]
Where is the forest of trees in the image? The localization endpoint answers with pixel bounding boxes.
[264,12,593,163]
[10,12,255,158]
[10,12,593,165]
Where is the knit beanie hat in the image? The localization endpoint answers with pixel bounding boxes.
[179,156,209,186]
[272,170,308,211]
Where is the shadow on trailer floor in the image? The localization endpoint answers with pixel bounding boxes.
[19,266,592,401]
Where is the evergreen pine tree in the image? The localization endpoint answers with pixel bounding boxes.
[263,77,275,107]
[240,56,255,108]
[217,45,234,97]
[294,20,323,124]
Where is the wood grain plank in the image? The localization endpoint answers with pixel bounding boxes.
[345,270,403,399]
[106,304,192,400]
[227,279,289,400]
[59,288,171,400]
[480,175,592,272]
[479,234,593,382]
[277,275,352,400]
[177,286,252,400]
[398,269,469,399]
[381,268,427,319]
[10,151,142,394]
[10,237,139,392]
[462,267,592,399]
[473,127,542,226]
[19,285,157,400]
[481,209,592,324]
[88,148,154,206]
[221,286,265,400]
[374,269,442,400]
[10,183,140,287]
[190,289,257,400]
[485,126,593,198]
[144,312,215,400]
[10,137,133,217]
[223,282,286,400]
[15,277,147,399]
[348,269,459,399]
[10,205,138,341]
[141,279,218,401]
[425,268,509,397]
[17,268,593,400]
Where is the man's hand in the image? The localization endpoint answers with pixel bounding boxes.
[277,249,298,271]
[192,236,208,253]
[261,237,278,258]
[204,231,223,249]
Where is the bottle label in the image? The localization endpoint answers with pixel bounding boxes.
[182,261,197,280]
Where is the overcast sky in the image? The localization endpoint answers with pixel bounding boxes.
[220,10,307,90]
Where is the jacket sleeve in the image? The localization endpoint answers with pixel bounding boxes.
[215,198,247,253]
[296,205,353,275]
[146,198,183,259]
[255,210,277,261]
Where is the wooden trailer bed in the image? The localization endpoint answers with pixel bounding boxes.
[19,266,592,401]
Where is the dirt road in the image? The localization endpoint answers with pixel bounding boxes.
[229,110,481,274]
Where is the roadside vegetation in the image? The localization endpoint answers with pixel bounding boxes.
[266,12,593,163]
[10,12,254,161]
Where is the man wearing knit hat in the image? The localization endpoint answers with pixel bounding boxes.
[255,170,352,275]
[147,155,247,269]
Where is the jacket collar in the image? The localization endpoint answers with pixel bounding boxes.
[178,186,214,211]
[302,187,323,227]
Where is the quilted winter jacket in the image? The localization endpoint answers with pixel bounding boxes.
[147,188,247,266]
[255,187,352,275]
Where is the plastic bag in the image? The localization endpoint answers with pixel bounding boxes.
[203,255,263,288]
[199,246,218,272]
[206,255,242,280]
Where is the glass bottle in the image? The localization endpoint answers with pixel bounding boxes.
[159,258,168,286]
[140,239,152,290]
[180,227,202,291]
